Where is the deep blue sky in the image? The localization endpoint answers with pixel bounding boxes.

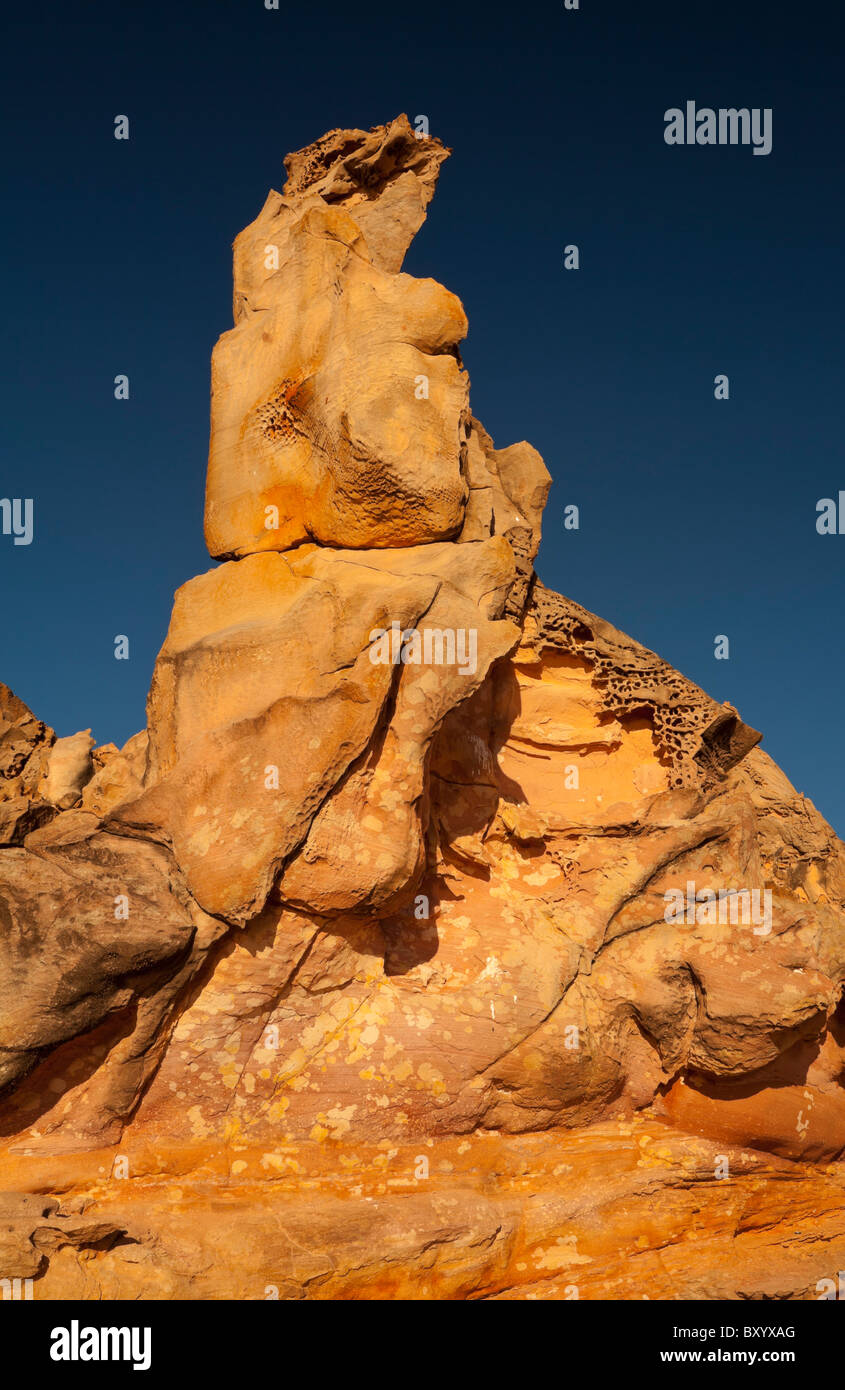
[2,0,843,831]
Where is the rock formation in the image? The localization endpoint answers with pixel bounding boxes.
[2,115,844,1301]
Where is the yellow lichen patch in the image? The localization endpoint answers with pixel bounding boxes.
[323,1105,356,1139]
[416,1062,446,1095]
[531,1236,592,1271]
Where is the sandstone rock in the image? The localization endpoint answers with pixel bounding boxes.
[0,796,54,847]
[112,538,518,922]
[39,729,95,809]
[205,125,469,558]
[92,741,119,769]
[280,114,450,274]
[1,117,844,1302]
[81,730,147,819]
[0,816,227,1146]
[2,1122,844,1299]
[0,1191,128,1281]
[459,418,551,618]
[0,689,59,842]
[0,683,53,801]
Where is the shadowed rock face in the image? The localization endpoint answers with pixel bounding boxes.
[1,116,844,1300]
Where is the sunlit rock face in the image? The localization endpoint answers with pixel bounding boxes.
[1,117,844,1302]
[204,115,469,557]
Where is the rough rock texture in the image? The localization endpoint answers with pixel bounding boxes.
[114,538,519,921]
[1,117,844,1301]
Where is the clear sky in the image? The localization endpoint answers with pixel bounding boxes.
[2,0,843,831]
